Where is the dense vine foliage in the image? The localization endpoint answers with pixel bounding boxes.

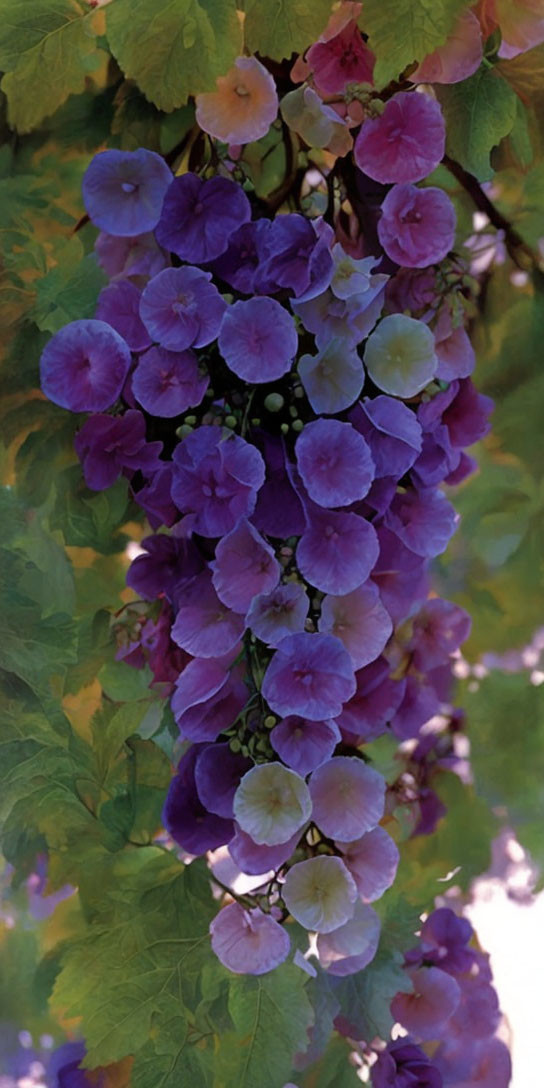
[1,2,543,1086]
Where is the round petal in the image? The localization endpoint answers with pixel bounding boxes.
[210,902,290,975]
[355,92,445,184]
[298,338,365,414]
[211,518,280,614]
[391,966,461,1040]
[218,297,298,383]
[246,583,309,647]
[364,314,437,398]
[337,826,400,901]
[262,632,356,721]
[318,582,393,669]
[317,900,381,975]
[271,716,340,775]
[40,319,131,413]
[132,346,208,417]
[171,427,265,538]
[82,148,172,235]
[233,763,312,846]
[229,826,301,876]
[171,573,246,658]
[162,745,234,853]
[411,10,483,84]
[155,173,250,263]
[139,266,226,351]
[194,743,252,818]
[378,184,456,269]
[282,856,357,933]
[95,280,151,352]
[309,756,385,841]
[196,56,278,144]
[297,509,380,595]
[295,419,375,507]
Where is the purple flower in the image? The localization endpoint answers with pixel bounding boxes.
[155,173,250,263]
[95,280,151,352]
[385,265,437,315]
[282,855,357,933]
[234,762,312,846]
[74,410,163,491]
[218,297,298,383]
[307,21,374,94]
[337,826,399,902]
[132,345,208,417]
[252,432,306,537]
[270,716,340,775]
[334,657,405,744]
[355,92,445,184]
[171,572,246,657]
[350,396,422,477]
[293,281,386,347]
[229,825,301,876]
[163,744,234,853]
[133,464,179,528]
[317,901,381,976]
[256,214,333,301]
[295,419,375,508]
[139,266,226,350]
[435,1036,510,1088]
[194,743,252,819]
[410,598,471,670]
[371,1039,443,1088]
[433,306,475,381]
[378,184,456,268]
[171,427,265,537]
[40,319,132,413]
[171,657,247,742]
[413,908,475,975]
[82,148,172,235]
[210,902,290,975]
[372,525,430,624]
[384,487,458,558]
[318,582,392,669]
[297,507,380,595]
[95,229,169,280]
[309,756,385,841]
[246,582,309,647]
[392,676,440,740]
[298,338,365,415]
[262,632,356,721]
[211,517,280,613]
[209,219,272,294]
[391,966,461,1040]
[126,532,204,602]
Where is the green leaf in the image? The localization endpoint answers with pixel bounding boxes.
[214,966,314,1088]
[333,949,411,1041]
[98,660,155,703]
[32,251,107,334]
[363,0,473,86]
[438,66,517,180]
[106,0,242,112]
[51,854,220,1067]
[0,1,104,133]
[462,672,544,869]
[297,1035,362,1088]
[244,0,332,60]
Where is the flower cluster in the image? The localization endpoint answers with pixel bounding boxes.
[38,83,490,985]
[371,907,512,1088]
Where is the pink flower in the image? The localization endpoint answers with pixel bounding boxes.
[378,184,456,268]
[354,92,445,184]
[196,57,278,144]
[411,10,483,84]
[307,20,374,94]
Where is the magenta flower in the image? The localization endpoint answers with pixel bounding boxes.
[139,266,226,351]
[218,297,298,383]
[316,901,381,976]
[307,20,374,94]
[82,148,172,235]
[391,966,461,1040]
[211,517,280,614]
[355,92,445,184]
[270,716,340,776]
[229,826,301,876]
[155,173,250,263]
[337,826,400,902]
[40,319,131,413]
[262,632,356,721]
[318,581,392,669]
[295,419,375,508]
[210,902,290,975]
[171,427,265,537]
[296,507,380,595]
[245,583,309,647]
[171,572,246,658]
[132,345,209,418]
[74,410,162,491]
[378,184,456,268]
[95,280,151,352]
[309,756,385,841]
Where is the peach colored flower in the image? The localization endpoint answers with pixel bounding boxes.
[196,56,278,144]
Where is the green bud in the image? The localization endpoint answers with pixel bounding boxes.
[288,405,298,418]
[205,387,215,397]
[175,423,194,438]
[264,715,277,729]
[264,392,285,413]
[224,414,237,428]
[291,419,303,433]
[280,422,289,435]
[251,417,261,427]
[184,414,197,425]
[229,738,242,753]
